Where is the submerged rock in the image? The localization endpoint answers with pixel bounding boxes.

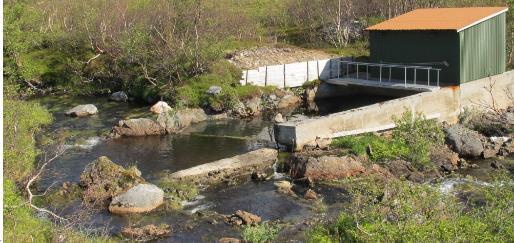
[109,183,164,214]
[445,124,484,157]
[169,148,278,183]
[65,104,98,117]
[225,210,261,226]
[121,224,171,241]
[288,155,365,180]
[109,91,128,102]
[79,156,144,204]
[218,237,242,243]
[150,101,172,114]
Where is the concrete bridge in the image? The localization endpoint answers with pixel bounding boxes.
[275,70,514,151]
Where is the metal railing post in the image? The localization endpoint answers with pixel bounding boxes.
[337,61,341,79]
[404,67,407,87]
[414,68,417,85]
[437,70,440,86]
[427,69,430,86]
[366,65,369,80]
[379,65,382,83]
[356,64,359,79]
[389,67,391,81]
[346,63,349,78]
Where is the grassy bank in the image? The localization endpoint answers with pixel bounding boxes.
[3,85,112,241]
[308,173,514,242]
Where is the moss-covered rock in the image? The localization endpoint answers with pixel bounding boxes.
[79,156,144,205]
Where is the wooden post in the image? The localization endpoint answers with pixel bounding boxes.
[245,70,249,85]
[283,64,286,88]
[265,65,268,86]
[329,59,332,78]
[306,61,309,82]
[316,60,320,80]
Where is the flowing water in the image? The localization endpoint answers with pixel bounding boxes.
[34,95,511,242]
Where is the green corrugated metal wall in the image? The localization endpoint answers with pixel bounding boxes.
[369,12,506,85]
[369,31,460,86]
[459,13,506,83]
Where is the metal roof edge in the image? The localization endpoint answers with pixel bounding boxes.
[456,8,508,32]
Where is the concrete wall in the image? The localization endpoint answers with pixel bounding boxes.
[459,70,513,110]
[240,57,352,88]
[275,70,513,151]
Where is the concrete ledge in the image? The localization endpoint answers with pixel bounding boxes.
[275,70,514,151]
[169,148,278,183]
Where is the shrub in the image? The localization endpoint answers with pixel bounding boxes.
[392,110,444,169]
[241,223,280,243]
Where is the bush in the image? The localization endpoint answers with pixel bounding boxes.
[392,110,444,169]
[308,173,514,242]
[241,223,280,243]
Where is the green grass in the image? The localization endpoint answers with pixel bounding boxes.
[331,111,444,170]
[308,172,514,242]
[241,223,281,243]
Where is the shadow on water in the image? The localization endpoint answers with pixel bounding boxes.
[301,94,398,117]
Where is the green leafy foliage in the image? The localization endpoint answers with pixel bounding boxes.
[241,223,281,243]
[308,173,514,242]
[392,110,445,169]
[331,110,444,169]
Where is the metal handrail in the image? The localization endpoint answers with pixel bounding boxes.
[336,60,441,87]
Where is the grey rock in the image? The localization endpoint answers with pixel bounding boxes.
[109,91,128,102]
[109,183,164,214]
[206,86,222,95]
[65,104,98,117]
[445,124,484,157]
[113,118,165,136]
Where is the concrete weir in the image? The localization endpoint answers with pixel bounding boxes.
[276,71,514,151]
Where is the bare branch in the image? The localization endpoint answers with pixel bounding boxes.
[25,147,68,222]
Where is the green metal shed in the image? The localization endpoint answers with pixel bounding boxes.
[367,7,508,86]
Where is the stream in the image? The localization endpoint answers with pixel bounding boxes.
[34,95,512,242]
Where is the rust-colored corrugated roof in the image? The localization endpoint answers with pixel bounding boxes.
[366,7,508,32]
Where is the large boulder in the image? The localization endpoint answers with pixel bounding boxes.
[112,118,165,137]
[150,101,172,114]
[80,156,144,204]
[445,124,484,157]
[244,97,262,116]
[277,94,301,109]
[65,104,98,117]
[109,183,164,214]
[288,155,365,180]
[157,108,208,133]
[109,91,128,102]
